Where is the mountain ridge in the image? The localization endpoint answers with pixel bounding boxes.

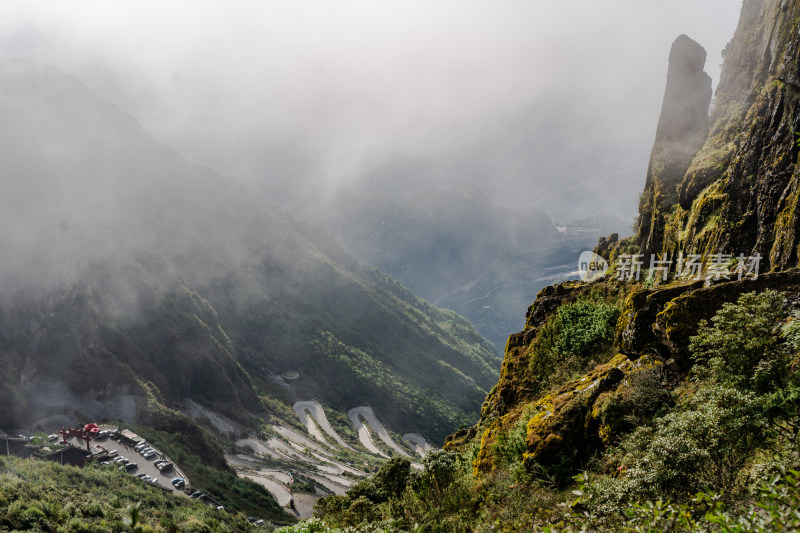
[0,58,500,444]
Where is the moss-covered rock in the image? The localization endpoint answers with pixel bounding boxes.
[615,281,703,358]
[478,281,593,421]
[654,269,800,363]
[635,35,712,256]
[463,268,800,478]
[520,353,665,471]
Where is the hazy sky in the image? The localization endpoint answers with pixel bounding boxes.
[0,1,742,222]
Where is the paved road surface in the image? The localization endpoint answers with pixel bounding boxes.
[402,433,434,457]
[293,401,353,450]
[347,407,410,458]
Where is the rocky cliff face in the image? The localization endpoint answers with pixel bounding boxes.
[637,0,800,268]
[636,35,712,256]
[450,0,800,476]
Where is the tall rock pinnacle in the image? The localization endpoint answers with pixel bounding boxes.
[636,34,712,257]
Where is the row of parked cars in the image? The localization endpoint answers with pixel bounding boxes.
[132,441,174,472]
[93,431,241,517]
[99,453,138,472]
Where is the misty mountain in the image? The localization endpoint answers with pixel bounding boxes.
[0,59,500,443]
[22,3,737,229]
[317,190,579,349]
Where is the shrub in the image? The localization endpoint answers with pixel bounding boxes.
[372,458,411,500]
[567,468,800,532]
[410,450,460,498]
[595,383,767,506]
[690,290,785,391]
[529,297,620,391]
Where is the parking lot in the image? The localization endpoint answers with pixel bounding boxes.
[64,429,187,494]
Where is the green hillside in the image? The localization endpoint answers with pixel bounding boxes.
[318,189,576,349]
[0,59,500,445]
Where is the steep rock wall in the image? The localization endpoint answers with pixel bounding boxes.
[636,35,712,256]
[640,0,800,269]
[452,0,800,476]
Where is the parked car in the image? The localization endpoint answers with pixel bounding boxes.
[143,451,156,459]
[255,520,264,526]
[125,462,138,471]
[157,462,173,472]
[115,457,128,464]
[100,461,110,466]
[134,443,147,451]
[48,434,59,441]
[107,450,118,458]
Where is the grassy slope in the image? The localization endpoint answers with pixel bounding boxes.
[0,455,270,532]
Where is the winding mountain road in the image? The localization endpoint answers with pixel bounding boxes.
[293,400,354,450]
[402,433,434,457]
[347,407,410,458]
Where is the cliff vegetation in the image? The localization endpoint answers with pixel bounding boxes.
[307,1,800,530]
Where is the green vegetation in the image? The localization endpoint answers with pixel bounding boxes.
[0,455,262,532]
[690,290,785,391]
[526,292,621,393]
[301,290,800,531]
